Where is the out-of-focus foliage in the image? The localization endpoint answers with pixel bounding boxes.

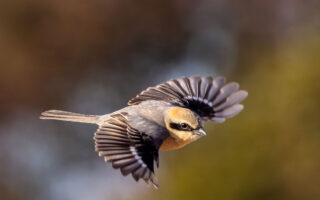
[0,0,320,200]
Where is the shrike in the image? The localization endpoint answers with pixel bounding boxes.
[41,76,248,189]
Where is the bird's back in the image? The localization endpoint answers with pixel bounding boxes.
[112,100,172,149]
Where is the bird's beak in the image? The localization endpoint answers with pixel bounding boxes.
[193,129,206,136]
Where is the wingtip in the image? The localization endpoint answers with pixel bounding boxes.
[149,173,159,189]
[241,90,249,99]
[152,183,159,190]
[150,180,159,190]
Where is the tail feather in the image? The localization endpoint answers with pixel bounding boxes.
[40,110,99,124]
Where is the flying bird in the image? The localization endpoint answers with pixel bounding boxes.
[40,76,247,189]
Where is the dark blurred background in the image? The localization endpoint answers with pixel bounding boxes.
[1,0,320,200]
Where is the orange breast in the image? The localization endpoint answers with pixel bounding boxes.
[160,135,199,151]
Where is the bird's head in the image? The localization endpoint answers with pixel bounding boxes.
[164,106,206,141]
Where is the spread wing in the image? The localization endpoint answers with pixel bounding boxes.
[94,113,159,189]
[129,76,248,123]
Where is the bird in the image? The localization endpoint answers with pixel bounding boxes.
[40,76,248,189]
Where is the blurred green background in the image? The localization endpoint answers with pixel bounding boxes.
[0,0,320,200]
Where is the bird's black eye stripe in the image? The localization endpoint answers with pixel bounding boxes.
[169,123,180,130]
[170,123,193,131]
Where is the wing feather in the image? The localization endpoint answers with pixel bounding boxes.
[129,76,247,123]
[94,113,160,189]
[207,76,226,101]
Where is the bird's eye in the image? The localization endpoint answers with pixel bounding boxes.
[180,123,189,130]
[169,122,192,131]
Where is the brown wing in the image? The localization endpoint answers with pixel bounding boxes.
[129,76,248,123]
[94,113,159,189]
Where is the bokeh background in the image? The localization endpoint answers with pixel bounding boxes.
[1,0,320,200]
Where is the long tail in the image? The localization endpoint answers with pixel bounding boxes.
[40,110,100,124]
